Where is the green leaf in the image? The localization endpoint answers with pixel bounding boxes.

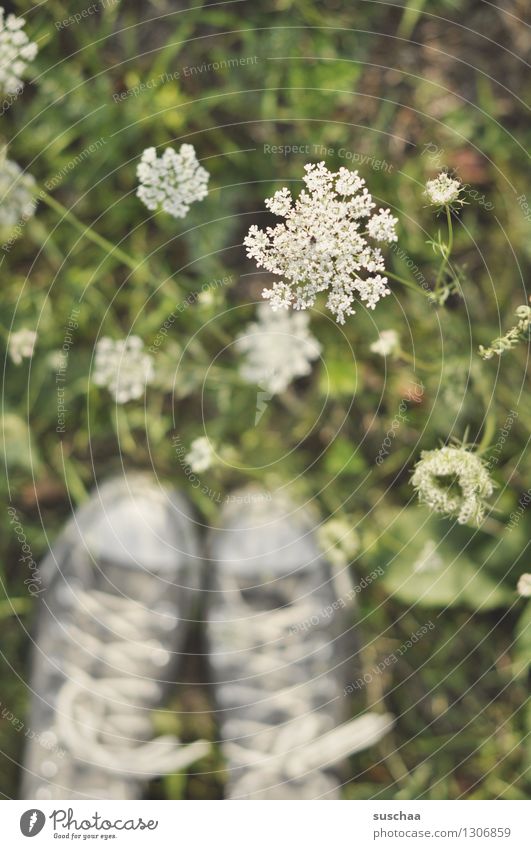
[319,359,358,396]
[324,438,366,475]
[367,507,513,610]
[0,413,41,472]
[513,603,531,677]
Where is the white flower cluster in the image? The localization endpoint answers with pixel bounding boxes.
[370,329,400,357]
[137,144,209,219]
[236,302,321,394]
[93,336,154,403]
[411,446,494,526]
[425,172,462,207]
[0,156,36,232]
[0,7,38,96]
[9,328,37,364]
[479,305,531,360]
[185,436,215,473]
[244,162,398,324]
[317,517,359,569]
[517,573,531,598]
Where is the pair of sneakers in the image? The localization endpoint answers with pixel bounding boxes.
[21,475,393,800]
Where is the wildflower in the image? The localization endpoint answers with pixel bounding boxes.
[0,156,36,233]
[516,573,531,598]
[9,328,36,364]
[236,303,321,394]
[367,208,399,243]
[136,144,209,218]
[425,172,462,207]
[317,518,359,569]
[370,329,400,357]
[185,437,215,473]
[48,350,67,371]
[93,336,154,403]
[479,305,531,360]
[0,7,38,96]
[410,445,494,526]
[244,162,398,324]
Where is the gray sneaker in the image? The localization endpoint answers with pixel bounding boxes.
[206,490,393,799]
[21,475,209,800]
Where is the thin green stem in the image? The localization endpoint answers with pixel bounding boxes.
[40,190,146,278]
[386,269,429,296]
[477,411,497,455]
[434,205,454,291]
[112,406,137,454]
[0,597,32,618]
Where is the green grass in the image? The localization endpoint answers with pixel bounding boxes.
[1,0,529,799]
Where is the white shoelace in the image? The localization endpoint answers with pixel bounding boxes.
[53,588,209,779]
[211,586,394,798]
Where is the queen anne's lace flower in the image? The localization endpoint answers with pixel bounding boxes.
[367,209,399,243]
[93,336,154,403]
[236,303,321,394]
[9,328,36,364]
[479,305,531,360]
[137,144,209,218]
[370,329,400,357]
[425,172,462,206]
[0,156,36,232]
[317,518,359,569]
[0,7,38,96]
[185,437,215,473]
[411,446,494,526]
[517,573,531,598]
[244,162,398,324]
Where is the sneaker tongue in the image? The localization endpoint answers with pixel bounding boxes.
[83,494,183,572]
[213,500,322,579]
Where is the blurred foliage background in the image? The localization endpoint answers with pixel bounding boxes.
[1,0,529,799]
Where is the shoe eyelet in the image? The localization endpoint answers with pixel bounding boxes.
[36,786,53,799]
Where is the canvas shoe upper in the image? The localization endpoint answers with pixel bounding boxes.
[206,490,393,799]
[20,475,209,800]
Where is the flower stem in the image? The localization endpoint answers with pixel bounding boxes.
[386,269,428,296]
[434,205,454,291]
[477,411,497,455]
[40,190,146,278]
[0,597,32,619]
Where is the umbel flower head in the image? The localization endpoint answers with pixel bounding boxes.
[0,6,38,96]
[411,445,494,526]
[317,517,360,570]
[244,162,398,324]
[479,305,531,360]
[236,302,321,395]
[370,329,400,357]
[9,328,36,364]
[185,436,215,473]
[137,144,209,219]
[93,336,154,403]
[425,172,463,207]
[516,573,531,598]
[0,155,36,233]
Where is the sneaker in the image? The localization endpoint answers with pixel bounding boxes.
[206,490,394,799]
[20,475,209,800]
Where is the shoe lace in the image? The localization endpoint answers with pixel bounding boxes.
[53,588,209,778]
[211,581,393,798]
